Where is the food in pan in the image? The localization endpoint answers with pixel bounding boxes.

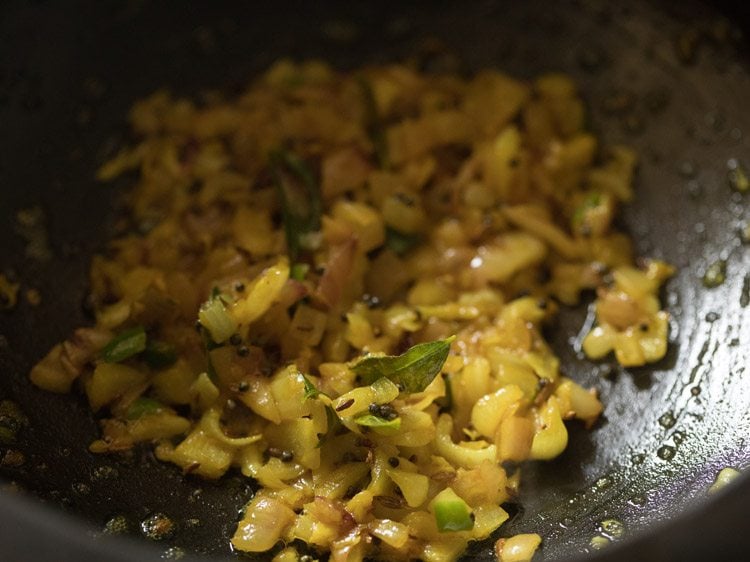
[30,59,673,561]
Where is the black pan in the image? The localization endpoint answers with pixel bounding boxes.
[1,1,749,560]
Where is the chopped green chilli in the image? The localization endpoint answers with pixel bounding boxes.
[101,326,147,363]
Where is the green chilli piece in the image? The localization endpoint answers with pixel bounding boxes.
[126,397,164,420]
[431,487,474,532]
[101,326,147,363]
[352,336,454,394]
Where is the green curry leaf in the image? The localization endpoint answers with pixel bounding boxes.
[353,413,401,434]
[351,336,454,394]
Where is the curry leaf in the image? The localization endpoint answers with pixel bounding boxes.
[270,148,322,262]
[353,413,401,434]
[351,336,455,393]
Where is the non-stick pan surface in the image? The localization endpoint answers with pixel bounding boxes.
[1,1,749,560]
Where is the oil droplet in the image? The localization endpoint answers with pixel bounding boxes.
[162,547,185,560]
[702,260,727,288]
[92,465,119,481]
[686,180,703,199]
[704,311,720,322]
[678,160,697,178]
[631,452,646,465]
[727,158,750,193]
[589,535,611,550]
[628,493,648,507]
[595,476,613,490]
[657,445,676,461]
[672,430,686,445]
[658,411,676,429]
[600,519,625,539]
[72,482,91,496]
[141,513,176,541]
[103,515,130,535]
[739,223,750,245]
[561,516,575,528]
[691,386,702,396]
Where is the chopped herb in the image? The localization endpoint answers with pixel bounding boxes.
[353,413,402,434]
[101,326,147,363]
[317,405,341,448]
[302,374,329,399]
[357,75,389,169]
[352,336,454,394]
[290,262,310,281]
[270,148,322,261]
[385,226,421,256]
[126,397,164,420]
[142,340,177,369]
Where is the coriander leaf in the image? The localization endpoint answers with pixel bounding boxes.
[270,148,322,262]
[352,336,454,394]
[302,374,322,399]
[101,326,147,363]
